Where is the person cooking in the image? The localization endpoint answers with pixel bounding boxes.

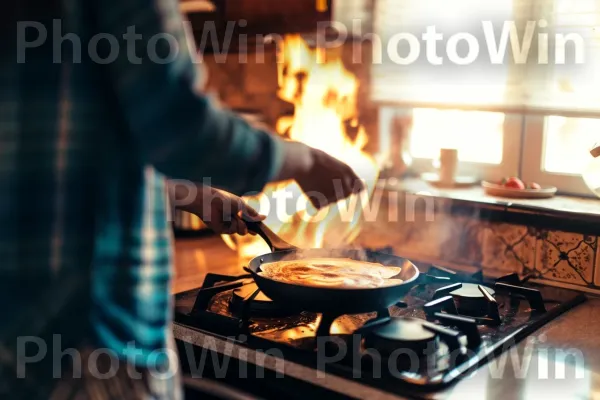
[1,0,364,398]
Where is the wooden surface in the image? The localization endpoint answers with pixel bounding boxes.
[173,235,242,294]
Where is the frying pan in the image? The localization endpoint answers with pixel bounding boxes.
[243,221,428,315]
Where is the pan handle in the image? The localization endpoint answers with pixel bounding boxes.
[245,221,298,252]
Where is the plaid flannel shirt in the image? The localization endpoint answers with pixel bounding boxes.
[2,0,283,368]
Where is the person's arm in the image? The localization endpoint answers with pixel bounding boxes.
[93,0,364,205]
[92,0,284,195]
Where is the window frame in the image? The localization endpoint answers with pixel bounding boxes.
[521,115,596,196]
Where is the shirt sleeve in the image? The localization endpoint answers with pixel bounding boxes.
[91,0,285,196]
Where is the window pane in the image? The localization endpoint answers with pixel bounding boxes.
[543,116,600,174]
[409,109,505,164]
[550,1,600,105]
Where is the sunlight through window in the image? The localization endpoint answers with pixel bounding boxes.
[409,109,505,164]
[544,116,600,174]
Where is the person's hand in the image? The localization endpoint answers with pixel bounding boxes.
[172,184,265,235]
[199,189,265,235]
[274,141,365,208]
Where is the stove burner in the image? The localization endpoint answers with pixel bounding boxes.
[364,317,438,355]
[450,283,496,316]
[230,283,294,317]
[232,283,272,303]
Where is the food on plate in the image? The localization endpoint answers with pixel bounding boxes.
[484,177,555,198]
[500,176,526,189]
[498,177,541,190]
[258,258,404,289]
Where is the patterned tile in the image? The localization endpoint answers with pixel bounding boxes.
[536,231,597,287]
[478,223,537,275]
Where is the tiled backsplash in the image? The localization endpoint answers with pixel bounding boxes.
[536,230,597,287]
[355,195,600,294]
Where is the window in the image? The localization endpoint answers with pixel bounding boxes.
[387,109,522,182]
[372,0,600,196]
[378,107,522,182]
[522,116,600,194]
[409,109,505,165]
[519,0,600,194]
[543,117,600,174]
[380,109,600,196]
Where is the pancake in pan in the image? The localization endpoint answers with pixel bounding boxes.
[257,258,404,289]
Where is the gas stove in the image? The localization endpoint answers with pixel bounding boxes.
[174,251,586,397]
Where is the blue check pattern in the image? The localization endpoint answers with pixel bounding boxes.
[2,0,283,371]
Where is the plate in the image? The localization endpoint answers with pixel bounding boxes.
[482,181,557,199]
[421,173,479,189]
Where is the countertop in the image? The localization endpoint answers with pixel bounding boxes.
[173,235,600,400]
[388,178,600,218]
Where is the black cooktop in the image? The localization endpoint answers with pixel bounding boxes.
[174,262,586,395]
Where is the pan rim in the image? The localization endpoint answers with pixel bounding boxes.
[248,249,420,291]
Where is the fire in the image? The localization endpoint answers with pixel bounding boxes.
[222,35,380,261]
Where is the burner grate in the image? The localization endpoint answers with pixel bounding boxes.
[428,265,485,284]
[175,263,587,393]
[423,272,549,326]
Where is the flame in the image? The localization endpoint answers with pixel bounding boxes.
[223,35,380,261]
[316,0,328,12]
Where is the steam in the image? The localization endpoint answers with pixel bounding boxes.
[435,200,483,267]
